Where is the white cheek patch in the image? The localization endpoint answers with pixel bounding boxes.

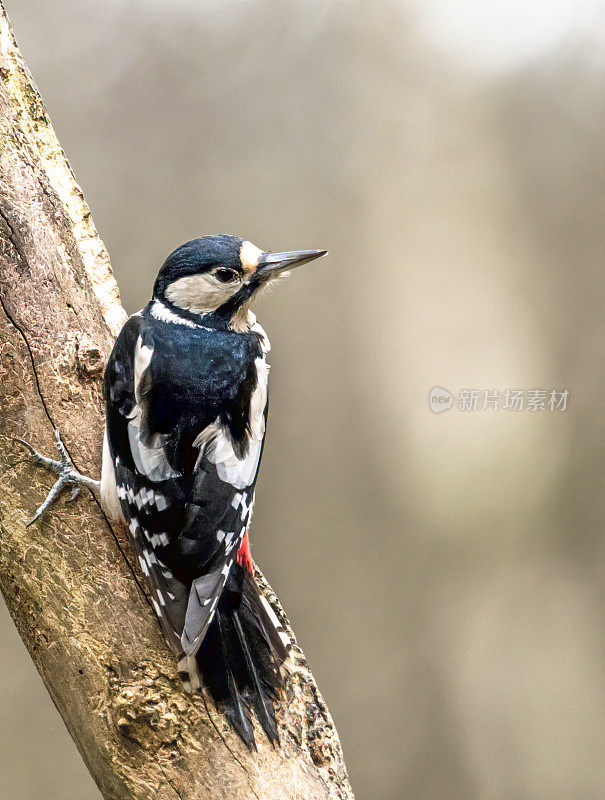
[240,240,263,275]
[165,274,236,314]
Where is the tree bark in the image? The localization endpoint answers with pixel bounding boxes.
[0,5,354,799]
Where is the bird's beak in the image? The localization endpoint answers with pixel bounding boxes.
[256,249,327,280]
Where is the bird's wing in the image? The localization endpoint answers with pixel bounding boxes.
[103,312,268,656]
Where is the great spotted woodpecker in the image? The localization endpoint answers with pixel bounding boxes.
[18,235,327,748]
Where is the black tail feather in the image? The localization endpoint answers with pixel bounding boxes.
[195,563,285,748]
[233,610,279,745]
[219,610,257,747]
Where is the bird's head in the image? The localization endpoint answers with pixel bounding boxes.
[152,234,327,329]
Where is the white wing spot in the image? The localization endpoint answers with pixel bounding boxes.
[154,493,169,511]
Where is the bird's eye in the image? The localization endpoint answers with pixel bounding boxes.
[214,268,238,283]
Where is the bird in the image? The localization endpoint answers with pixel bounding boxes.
[17,234,327,748]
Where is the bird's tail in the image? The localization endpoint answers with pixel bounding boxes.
[179,563,289,749]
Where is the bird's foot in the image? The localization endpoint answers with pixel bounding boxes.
[14,430,100,526]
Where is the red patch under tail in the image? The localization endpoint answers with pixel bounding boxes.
[236,529,254,573]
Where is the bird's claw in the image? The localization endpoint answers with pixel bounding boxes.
[14,430,99,525]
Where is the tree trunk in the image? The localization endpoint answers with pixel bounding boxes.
[0,5,354,799]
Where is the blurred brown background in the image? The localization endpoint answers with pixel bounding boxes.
[1,1,604,798]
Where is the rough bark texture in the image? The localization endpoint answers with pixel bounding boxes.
[0,6,354,799]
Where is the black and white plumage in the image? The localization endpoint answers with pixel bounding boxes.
[97,235,327,747]
[19,234,326,746]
